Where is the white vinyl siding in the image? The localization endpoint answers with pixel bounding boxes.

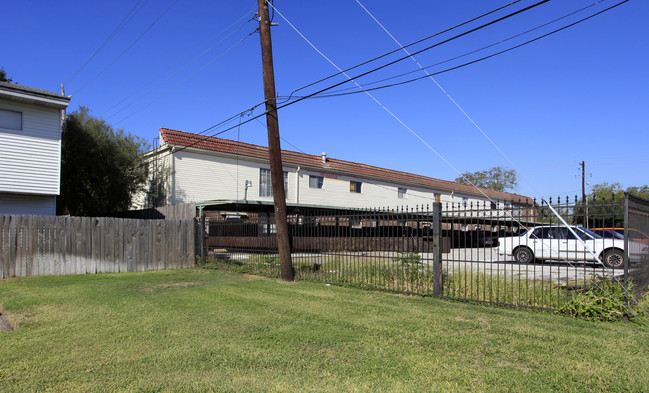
[0,99,61,195]
[0,193,56,215]
[164,150,292,205]
[143,145,508,211]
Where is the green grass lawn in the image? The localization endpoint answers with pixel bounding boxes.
[1,269,648,392]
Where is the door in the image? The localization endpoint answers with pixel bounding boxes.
[529,227,557,260]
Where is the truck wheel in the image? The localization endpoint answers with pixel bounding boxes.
[514,247,534,264]
[602,249,624,269]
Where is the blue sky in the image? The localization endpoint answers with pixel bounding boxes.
[3,0,647,201]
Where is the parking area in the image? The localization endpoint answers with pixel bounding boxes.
[442,248,617,285]
[213,248,618,286]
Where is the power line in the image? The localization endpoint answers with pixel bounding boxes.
[288,0,627,99]
[279,0,527,102]
[298,0,609,97]
[152,102,266,162]
[113,29,258,126]
[273,0,551,110]
[71,0,180,96]
[65,0,149,85]
[101,9,257,120]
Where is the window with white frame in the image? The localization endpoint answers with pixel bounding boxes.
[0,109,22,130]
[462,197,469,207]
[259,168,288,197]
[309,175,324,189]
[398,187,407,199]
[350,181,362,193]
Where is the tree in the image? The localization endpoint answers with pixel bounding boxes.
[455,166,517,192]
[57,107,149,216]
[0,67,13,83]
[574,182,649,227]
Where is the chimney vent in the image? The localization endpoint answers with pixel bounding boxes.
[321,152,327,164]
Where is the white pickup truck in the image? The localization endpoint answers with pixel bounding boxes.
[497,226,626,268]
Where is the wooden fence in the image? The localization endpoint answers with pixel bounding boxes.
[0,215,196,279]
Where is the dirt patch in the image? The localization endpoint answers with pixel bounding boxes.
[497,360,530,373]
[0,314,13,332]
[139,282,201,293]
[185,269,211,275]
[242,274,268,281]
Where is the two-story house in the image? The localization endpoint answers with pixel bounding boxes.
[0,82,71,215]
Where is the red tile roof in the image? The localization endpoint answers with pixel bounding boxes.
[159,127,532,203]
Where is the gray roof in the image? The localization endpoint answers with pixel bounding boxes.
[0,81,70,109]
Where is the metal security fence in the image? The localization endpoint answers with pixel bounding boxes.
[205,195,649,311]
[208,205,447,296]
[627,195,649,297]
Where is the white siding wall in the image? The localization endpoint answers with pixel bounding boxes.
[166,150,491,209]
[0,98,61,195]
[296,170,484,208]
[171,151,295,205]
[0,193,56,215]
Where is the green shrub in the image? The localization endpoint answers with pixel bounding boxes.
[560,276,631,321]
[396,252,422,267]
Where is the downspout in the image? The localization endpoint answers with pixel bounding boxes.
[295,166,301,204]
[171,146,176,204]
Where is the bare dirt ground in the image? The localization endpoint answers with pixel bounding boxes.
[0,314,12,332]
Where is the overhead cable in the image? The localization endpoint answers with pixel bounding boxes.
[280,0,526,102]
[274,0,551,110]
[304,0,609,97]
[71,0,180,96]
[113,29,258,126]
[102,9,256,120]
[65,0,149,85]
[152,102,266,161]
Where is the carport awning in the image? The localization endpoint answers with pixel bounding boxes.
[194,199,539,226]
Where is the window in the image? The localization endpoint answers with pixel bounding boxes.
[309,175,324,189]
[532,227,561,239]
[350,181,362,193]
[556,227,577,240]
[462,197,468,207]
[398,187,407,199]
[0,109,22,130]
[259,168,288,197]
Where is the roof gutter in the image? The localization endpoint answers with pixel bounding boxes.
[0,89,70,109]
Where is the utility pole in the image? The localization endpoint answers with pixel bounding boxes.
[257,0,294,281]
[578,161,592,228]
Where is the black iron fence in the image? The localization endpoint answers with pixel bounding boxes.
[205,195,649,312]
